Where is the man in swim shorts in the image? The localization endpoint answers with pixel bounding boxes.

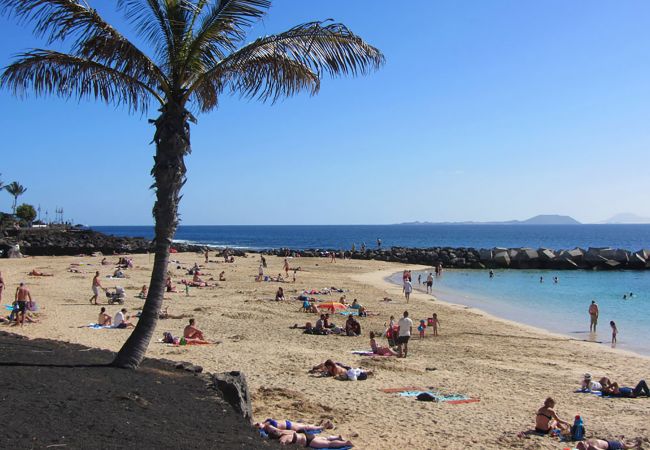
[589,300,599,332]
[14,282,32,327]
[397,310,413,358]
[426,273,433,293]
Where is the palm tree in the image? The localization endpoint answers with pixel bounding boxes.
[5,182,27,214]
[1,0,384,369]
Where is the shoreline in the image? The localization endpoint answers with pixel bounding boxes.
[382,268,650,361]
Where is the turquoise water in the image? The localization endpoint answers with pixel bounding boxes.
[393,269,650,356]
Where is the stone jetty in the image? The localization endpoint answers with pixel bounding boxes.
[262,246,650,270]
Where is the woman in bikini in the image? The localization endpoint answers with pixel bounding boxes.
[257,419,333,433]
[576,438,639,450]
[369,331,397,356]
[261,424,353,448]
[535,397,569,434]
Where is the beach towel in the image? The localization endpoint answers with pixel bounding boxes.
[351,350,392,358]
[400,391,469,401]
[4,304,15,311]
[338,310,359,316]
[574,389,603,397]
[85,323,114,329]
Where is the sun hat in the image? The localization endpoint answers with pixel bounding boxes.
[584,373,592,380]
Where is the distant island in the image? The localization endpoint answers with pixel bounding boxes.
[601,213,650,224]
[399,214,581,226]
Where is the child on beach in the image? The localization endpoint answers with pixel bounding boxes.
[138,285,147,299]
[429,313,440,336]
[418,319,426,339]
[610,321,618,344]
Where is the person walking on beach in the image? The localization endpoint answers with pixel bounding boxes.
[204,248,209,263]
[89,271,104,305]
[426,272,433,294]
[589,300,599,332]
[610,321,618,344]
[283,258,290,277]
[397,311,413,358]
[14,282,32,327]
[403,279,413,303]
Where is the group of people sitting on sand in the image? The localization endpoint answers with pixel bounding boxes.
[255,418,353,448]
[580,373,650,398]
[97,307,135,328]
[528,372,649,447]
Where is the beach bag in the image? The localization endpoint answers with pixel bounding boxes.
[416,393,436,402]
[571,416,585,441]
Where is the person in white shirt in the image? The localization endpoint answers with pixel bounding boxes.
[113,308,135,328]
[397,311,413,358]
[581,373,602,392]
[403,280,413,303]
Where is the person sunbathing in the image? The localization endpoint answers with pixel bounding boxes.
[535,397,569,434]
[370,331,398,356]
[256,418,334,432]
[345,316,361,336]
[275,287,285,301]
[112,268,126,278]
[29,269,53,277]
[599,377,650,397]
[183,318,209,344]
[98,307,112,326]
[261,424,353,448]
[165,276,177,292]
[309,359,349,375]
[137,285,148,299]
[576,438,639,450]
[219,271,226,281]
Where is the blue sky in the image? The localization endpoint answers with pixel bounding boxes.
[2,0,650,225]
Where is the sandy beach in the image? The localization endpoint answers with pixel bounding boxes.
[2,252,650,449]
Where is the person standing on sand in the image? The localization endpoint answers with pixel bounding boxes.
[589,300,599,332]
[89,271,104,305]
[284,258,290,277]
[204,248,209,263]
[14,282,32,327]
[403,279,413,303]
[397,311,413,357]
[0,271,4,302]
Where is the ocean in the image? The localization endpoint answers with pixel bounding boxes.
[93,224,650,356]
[92,224,650,251]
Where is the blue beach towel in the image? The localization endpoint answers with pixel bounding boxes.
[338,310,359,316]
[574,389,603,397]
[85,323,114,329]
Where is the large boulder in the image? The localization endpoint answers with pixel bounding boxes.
[494,251,511,267]
[478,249,493,262]
[212,371,253,424]
[538,248,557,261]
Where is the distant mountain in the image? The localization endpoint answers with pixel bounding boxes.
[601,213,650,224]
[399,215,581,226]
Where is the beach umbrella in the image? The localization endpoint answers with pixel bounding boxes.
[318,302,347,312]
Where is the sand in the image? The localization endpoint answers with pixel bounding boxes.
[2,253,649,449]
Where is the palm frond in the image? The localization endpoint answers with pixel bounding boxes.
[0,0,170,93]
[188,0,269,59]
[190,52,319,111]
[1,49,162,111]
[118,0,174,64]
[186,20,384,107]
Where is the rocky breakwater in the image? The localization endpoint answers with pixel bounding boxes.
[0,228,205,257]
[261,246,650,270]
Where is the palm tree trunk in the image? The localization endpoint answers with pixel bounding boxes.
[112,102,190,369]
